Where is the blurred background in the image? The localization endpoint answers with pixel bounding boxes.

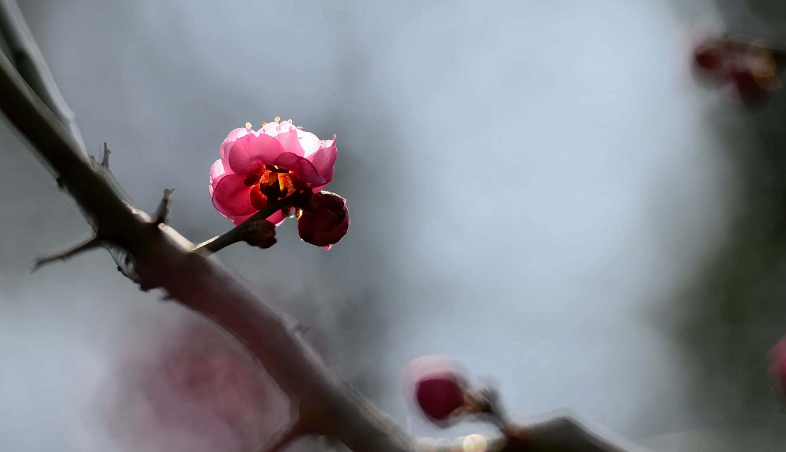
[1,0,786,450]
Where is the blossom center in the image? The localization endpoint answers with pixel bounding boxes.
[244,165,306,210]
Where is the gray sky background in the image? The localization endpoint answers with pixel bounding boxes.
[1,1,779,451]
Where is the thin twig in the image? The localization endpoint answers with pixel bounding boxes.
[481,387,517,435]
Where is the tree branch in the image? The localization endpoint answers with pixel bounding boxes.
[0,5,653,451]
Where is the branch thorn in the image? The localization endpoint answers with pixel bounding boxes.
[32,236,103,272]
[101,142,110,168]
[154,188,174,224]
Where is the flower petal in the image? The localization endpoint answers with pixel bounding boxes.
[228,133,287,173]
[297,129,321,156]
[266,210,288,226]
[209,159,227,197]
[220,127,252,170]
[212,174,256,219]
[231,212,256,226]
[273,153,326,185]
[275,129,305,157]
[277,121,296,134]
[261,121,283,137]
[307,139,337,184]
[228,205,289,227]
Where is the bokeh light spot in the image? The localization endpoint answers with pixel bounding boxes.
[462,434,487,452]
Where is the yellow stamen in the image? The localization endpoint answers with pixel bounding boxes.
[296,126,302,129]
[287,119,293,123]
[274,116,281,122]
[244,122,252,129]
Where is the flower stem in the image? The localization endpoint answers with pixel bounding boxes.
[195,191,309,253]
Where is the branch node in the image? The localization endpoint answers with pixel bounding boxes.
[154,188,174,224]
[241,219,277,249]
[286,318,311,336]
[32,236,102,272]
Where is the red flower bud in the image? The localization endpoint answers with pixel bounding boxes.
[296,191,350,249]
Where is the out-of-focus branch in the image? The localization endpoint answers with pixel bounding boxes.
[257,421,305,452]
[412,414,642,452]
[0,0,135,210]
[0,0,87,157]
[0,5,652,451]
[499,416,630,452]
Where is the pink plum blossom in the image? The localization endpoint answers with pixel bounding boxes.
[210,120,337,225]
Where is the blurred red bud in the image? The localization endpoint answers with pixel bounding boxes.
[406,356,469,426]
[416,372,467,422]
[694,42,725,73]
[730,69,768,106]
[768,337,786,402]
